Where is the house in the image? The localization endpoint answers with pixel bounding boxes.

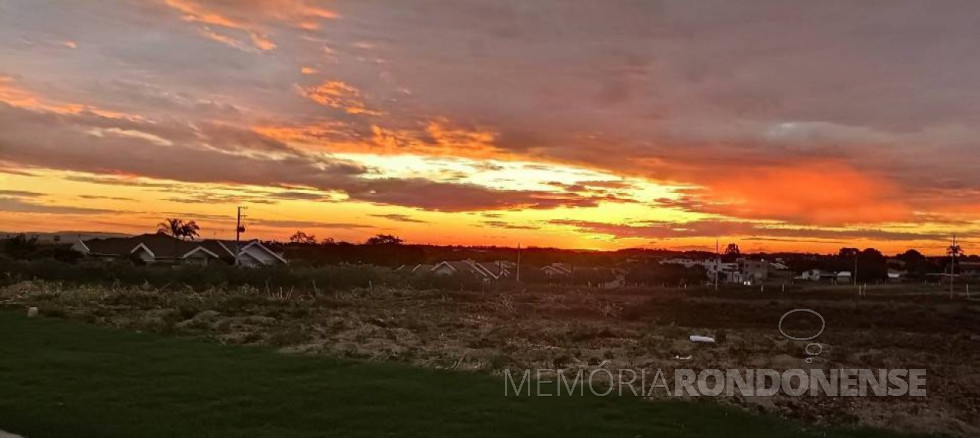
[768,262,794,283]
[72,233,286,267]
[218,240,288,267]
[660,258,705,269]
[395,264,436,273]
[541,262,573,278]
[739,259,769,284]
[73,233,219,265]
[799,269,833,281]
[836,271,854,283]
[704,260,740,283]
[431,259,515,280]
[959,262,980,278]
[598,268,627,289]
[887,269,905,282]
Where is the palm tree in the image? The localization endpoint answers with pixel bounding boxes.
[157,218,200,241]
[158,218,183,238]
[179,221,200,241]
[947,241,963,275]
[157,218,200,263]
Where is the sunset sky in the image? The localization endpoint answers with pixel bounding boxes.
[1,1,978,254]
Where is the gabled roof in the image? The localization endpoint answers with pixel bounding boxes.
[541,263,573,275]
[83,234,152,256]
[433,260,487,277]
[81,233,220,260]
[472,261,514,279]
[238,240,287,264]
[76,234,284,265]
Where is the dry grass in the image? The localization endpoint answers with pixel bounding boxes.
[2,280,978,436]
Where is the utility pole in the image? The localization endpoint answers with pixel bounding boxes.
[950,234,957,299]
[854,254,859,287]
[235,206,246,266]
[516,243,521,283]
[714,239,719,292]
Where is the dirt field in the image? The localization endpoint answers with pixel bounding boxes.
[2,281,978,436]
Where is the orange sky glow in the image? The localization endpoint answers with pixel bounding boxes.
[1,1,977,255]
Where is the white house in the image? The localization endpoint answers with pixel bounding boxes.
[799,269,832,281]
[72,234,286,267]
[541,262,573,277]
[431,259,516,280]
[221,240,288,267]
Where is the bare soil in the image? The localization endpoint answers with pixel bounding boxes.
[2,282,977,436]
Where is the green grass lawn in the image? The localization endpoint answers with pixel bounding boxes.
[0,311,914,438]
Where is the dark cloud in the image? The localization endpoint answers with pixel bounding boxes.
[0,103,620,212]
[482,220,539,230]
[549,219,946,242]
[369,213,427,223]
[248,219,373,229]
[0,190,42,198]
[1,1,980,237]
[78,194,136,201]
[0,197,115,215]
[347,178,625,212]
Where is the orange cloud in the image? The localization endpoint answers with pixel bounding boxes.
[0,76,128,118]
[299,80,381,115]
[164,0,336,51]
[256,118,523,162]
[675,162,912,226]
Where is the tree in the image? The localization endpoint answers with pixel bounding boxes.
[947,241,964,274]
[897,249,925,264]
[724,243,740,256]
[179,221,200,241]
[157,218,200,264]
[2,234,38,259]
[947,242,964,258]
[838,247,860,259]
[856,248,887,282]
[289,231,317,245]
[158,218,183,238]
[157,218,200,241]
[365,234,403,245]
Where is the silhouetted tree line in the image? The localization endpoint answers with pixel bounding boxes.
[3,232,976,291]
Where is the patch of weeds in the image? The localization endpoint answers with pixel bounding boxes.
[486,353,512,370]
[269,324,308,347]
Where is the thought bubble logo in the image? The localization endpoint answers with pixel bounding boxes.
[778,309,825,363]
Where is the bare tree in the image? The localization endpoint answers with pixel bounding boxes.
[365,234,403,245]
[289,231,317,245]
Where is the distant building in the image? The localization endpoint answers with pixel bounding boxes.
[887,269,905,282]
[959,262,980,278]
[800,269,833,281]
[541,262,573,278]
[660,258,705,269]
[704,259,740,283]
[739,259,769,284]
[395,264,436,273]
[430,259,516,280]
[71,233,286,266]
